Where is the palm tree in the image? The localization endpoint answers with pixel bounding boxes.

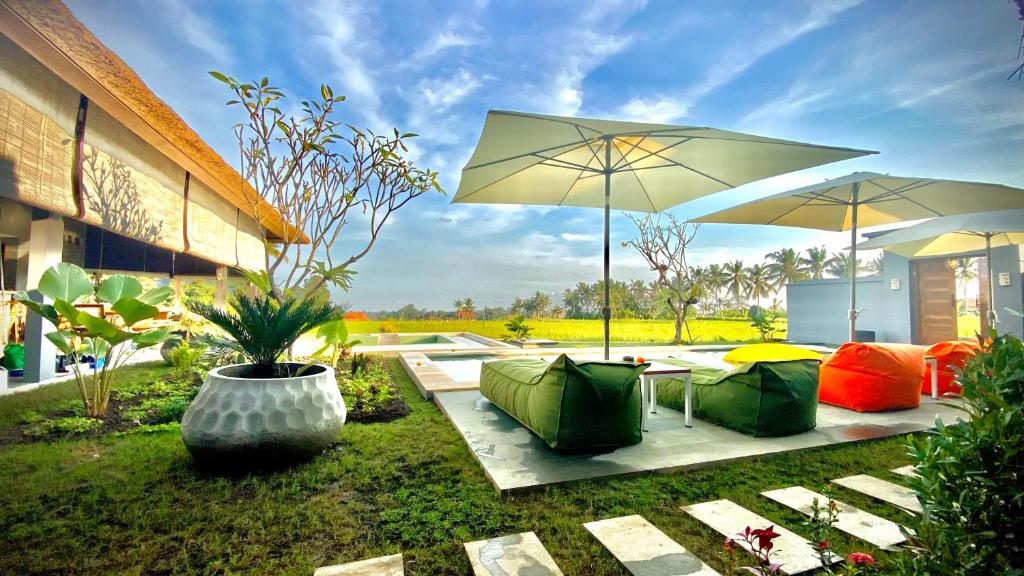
[724,260,748,303]
[765,248,807,290]
[801,245,830,279]
[864,254,884,276]
[826,251,861,278]
[704,263,728,313]
[953,258,977,314]
[745,263,774,307]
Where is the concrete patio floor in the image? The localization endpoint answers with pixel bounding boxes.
[434,390,961,493]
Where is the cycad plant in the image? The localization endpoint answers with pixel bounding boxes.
[187,293,342,378]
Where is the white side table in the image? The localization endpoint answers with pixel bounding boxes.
[925,356,938,399]
[641,362,693,431]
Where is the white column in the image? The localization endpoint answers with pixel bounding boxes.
[23,215,64,383]
[214,266,228,309]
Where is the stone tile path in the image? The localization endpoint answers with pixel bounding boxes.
[833,474,922,514]
[682,499,836,574]
[313,554,404,576]
[464,531,564,576]
[584,515,720,576]
[891,465,918,478]
[762,486,909,550]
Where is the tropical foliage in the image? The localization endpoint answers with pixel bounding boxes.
[186,294,342,378]
[15,263,176,417]
[895,332,1024,575]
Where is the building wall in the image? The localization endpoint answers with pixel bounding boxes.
[991,244,1024,339]
[788,247,1023,344]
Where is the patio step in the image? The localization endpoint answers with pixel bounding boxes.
[682,499,838,574]
[833,474,922,514]
[584,515,720,576]
[890,465,918,478]
[464,531,564,576]
[762,486,910,550]
[313,553,404,576]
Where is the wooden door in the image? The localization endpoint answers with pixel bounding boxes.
[914,258,957,345]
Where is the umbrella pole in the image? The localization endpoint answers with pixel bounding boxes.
[985,233,998,328]
[603,139,611,360]
[848,182,860,343]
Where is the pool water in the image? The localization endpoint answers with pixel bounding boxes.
[427,350,735,383]
[398,335,456,345]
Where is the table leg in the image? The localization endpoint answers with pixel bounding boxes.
[926,357,938,400]
[650,377,658,414]
[684,373,693,428]
[641,376,649,432]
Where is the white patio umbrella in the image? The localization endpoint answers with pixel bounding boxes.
[858,208,1024,326]
[691,172,1024,342]
[453,110,875,358]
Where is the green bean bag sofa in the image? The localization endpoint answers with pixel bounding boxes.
[479,354,649,451]
[655,358,819,437]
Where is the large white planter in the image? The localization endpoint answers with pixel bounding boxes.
[181,363,346,465]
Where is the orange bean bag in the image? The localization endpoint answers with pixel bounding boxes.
[922,340,979,396]
[819,343,924,412]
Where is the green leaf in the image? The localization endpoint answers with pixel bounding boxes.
[237,269,273,296]
[209,71,231,84]
[38,262,92,303]
[112,298,160,326]
[96,275,143,304]
[45,331,75,355]
[131,329,176,348]
[77,313,126,342]
[321,84,332,100]
[80,336,112,359]
[316,318,348,345]
[137,286,174,306]
[15,291,58,324]
[52,300,82,327]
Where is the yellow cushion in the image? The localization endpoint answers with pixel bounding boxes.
[723,343,822,364]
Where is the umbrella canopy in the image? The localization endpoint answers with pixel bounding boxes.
[858,209,1024,325]
[692,172,1024,341]
[454,110,875,357]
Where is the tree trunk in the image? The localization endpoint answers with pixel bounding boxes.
[672,313,683,346]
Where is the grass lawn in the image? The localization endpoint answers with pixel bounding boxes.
[348,317,785,345]
[0,359,917,575]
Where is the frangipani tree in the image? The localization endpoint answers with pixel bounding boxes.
[16,263,176,417]
[211,72,442,303]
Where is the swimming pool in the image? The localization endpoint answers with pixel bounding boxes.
[425,350,735,383]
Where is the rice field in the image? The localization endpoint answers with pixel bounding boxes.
[345,317,782,345]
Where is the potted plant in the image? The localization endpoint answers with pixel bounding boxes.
[181,293,345,466]
[15,263,176,417]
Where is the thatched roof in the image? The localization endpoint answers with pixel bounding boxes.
[0,0,306,243]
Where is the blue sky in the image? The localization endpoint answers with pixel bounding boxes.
[66,0,1023,310]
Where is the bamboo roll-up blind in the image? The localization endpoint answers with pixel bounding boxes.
[186,176,238,267]
[0,35,79,216]
[80,104,185,252]
[235,210,267,272]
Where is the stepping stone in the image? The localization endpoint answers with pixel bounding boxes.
[891,465,918,478]
[464,532,564,576]
[584,515,720,576]
[314,553,403,576]
[833,474,922,514]
[682,500,837,575]
[762,486,909,550]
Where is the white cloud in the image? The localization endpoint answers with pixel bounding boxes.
[421,69,482,110]
[618,97,690,123]
[560,232,598,242]
[153,0,232,64]
[418,31,477,60]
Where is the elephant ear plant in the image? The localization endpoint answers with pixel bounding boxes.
[15,262,176,417]
[186,293,342,378]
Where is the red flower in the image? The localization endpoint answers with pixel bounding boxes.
[849,552,876,565]
[723,538,735,551]
[751,526,781,551]
[817,540,830,550]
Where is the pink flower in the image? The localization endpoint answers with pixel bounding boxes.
[849,552,876,565]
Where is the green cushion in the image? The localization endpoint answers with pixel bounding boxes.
[480,354,648,451]
[656,359,819,437]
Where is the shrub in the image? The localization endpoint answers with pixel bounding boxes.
[337,362,395,415]
[504,314,532,340]
[166,341,206,382]
[894,332,1024,575]
[24,416,102,437]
